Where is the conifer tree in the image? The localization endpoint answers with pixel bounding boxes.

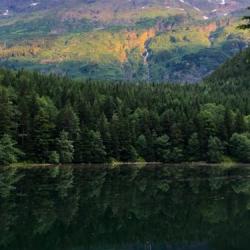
[207,136,223,163]
[0,134,23,165]
[230,133,250,163]
[57,131,74,163]
[0,87,16,137]
[32,97,57,162]
[57,104,80,140]
[188,133,201,161]
[155,135,171,163]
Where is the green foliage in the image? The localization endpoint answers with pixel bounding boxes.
[48,151,60,164]
[207,47,250,82]
[0,86,17,136]
[170,147,184,163]
[57,131,74,164]
[245,115,250,132]
[230,133,250,163]
[235,112,246,133]
[57,104,80,140]
[0,4,248,83]
[76,129,107,163]
[0,66,249,163]
[207,136,224,163]
[155,135,171,163]
[188,133,201,161]
[136,134,147,159]
[0,134,23,165]
[32,96,57,162]
[197,103,225,157]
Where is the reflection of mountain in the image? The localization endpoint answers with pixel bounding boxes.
[0,164,250,250]
[0,0,249,82]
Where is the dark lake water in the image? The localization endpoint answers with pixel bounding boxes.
[0,164,250,250]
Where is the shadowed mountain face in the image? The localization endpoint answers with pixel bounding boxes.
[0,0,249,82]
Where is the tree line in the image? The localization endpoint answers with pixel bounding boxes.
[0,67,250,164]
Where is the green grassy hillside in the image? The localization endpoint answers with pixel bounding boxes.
[0,0,249,82]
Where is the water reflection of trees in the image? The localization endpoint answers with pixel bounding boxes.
[0,164,250,250]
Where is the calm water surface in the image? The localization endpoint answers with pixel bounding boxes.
[0,164,250,250]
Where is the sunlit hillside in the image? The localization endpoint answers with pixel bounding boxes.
[0,0,249,82]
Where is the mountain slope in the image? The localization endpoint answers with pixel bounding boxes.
[207,46,250,82]
[0,0,249,82]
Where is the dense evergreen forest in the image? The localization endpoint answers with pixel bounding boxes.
[0,61,250,165]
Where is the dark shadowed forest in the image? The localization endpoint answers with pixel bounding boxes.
[1,58,250,165]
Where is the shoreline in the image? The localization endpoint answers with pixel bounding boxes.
[2,161,250,168]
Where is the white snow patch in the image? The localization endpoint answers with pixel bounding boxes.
[193,7,201,12]
[3,9,9,16]
[30,2,40,7]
